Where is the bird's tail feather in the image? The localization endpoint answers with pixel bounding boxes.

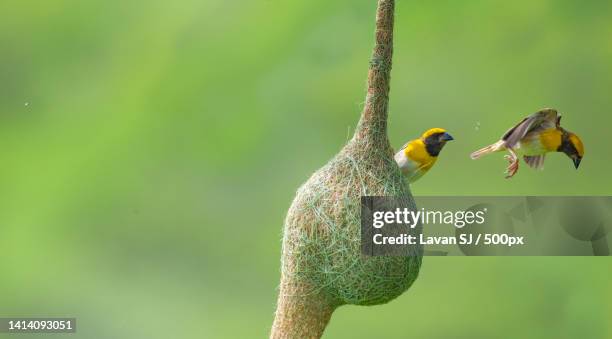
[470,141,504,159]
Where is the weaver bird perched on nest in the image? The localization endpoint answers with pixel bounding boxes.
[395,128,454,183]
[470,108,584,178]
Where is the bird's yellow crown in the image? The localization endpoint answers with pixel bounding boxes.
[421,128,447,139]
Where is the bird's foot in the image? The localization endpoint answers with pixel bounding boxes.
[504,154,519,178]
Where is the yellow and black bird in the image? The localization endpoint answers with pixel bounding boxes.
[395,128,454,183]
[470,108,584,178]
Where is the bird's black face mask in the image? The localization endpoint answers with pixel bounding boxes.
[559,132,582,170]
[424,132,453,157]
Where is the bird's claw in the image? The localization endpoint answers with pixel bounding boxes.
[505,161,519,178]
[505,167,517,178]
[504,153,519,178]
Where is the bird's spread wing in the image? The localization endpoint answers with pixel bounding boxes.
[523,155,546,169]
[502,109,559,148]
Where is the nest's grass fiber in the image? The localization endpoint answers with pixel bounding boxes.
[284,140,421,306]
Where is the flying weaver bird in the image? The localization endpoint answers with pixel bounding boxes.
[395,128,454,183]
[470,108,584,178]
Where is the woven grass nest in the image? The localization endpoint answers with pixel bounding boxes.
[271,1,422,338]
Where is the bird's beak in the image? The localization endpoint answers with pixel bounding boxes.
[573,157,581,169]
[441,132,454,141]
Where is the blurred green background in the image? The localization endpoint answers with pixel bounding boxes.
[1,0,611,338]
